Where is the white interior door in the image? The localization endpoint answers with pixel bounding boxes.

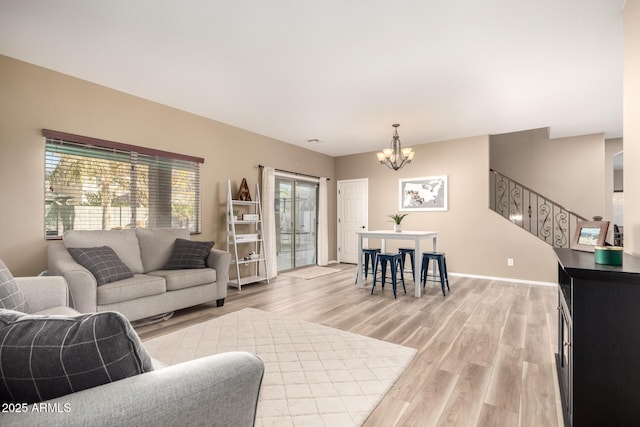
[337,179,368,264]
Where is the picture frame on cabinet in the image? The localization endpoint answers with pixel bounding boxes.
[570,220,609,252]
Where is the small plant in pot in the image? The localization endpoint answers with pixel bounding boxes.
[388,213,409,232]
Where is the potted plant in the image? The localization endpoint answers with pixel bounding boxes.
[388,213,409,232]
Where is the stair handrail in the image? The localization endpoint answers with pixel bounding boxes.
[489,168,593,248]
[489,168,589,222]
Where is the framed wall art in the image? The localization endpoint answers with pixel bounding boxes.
[399,175,448,211]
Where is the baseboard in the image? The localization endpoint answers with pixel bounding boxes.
[448,271,556,287]
[339,262,555,287]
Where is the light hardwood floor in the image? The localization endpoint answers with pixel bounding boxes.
[136,264,564,427]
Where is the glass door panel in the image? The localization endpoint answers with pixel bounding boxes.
[275,177,318,272]
[275,178,293,271]
[294,182,317,268]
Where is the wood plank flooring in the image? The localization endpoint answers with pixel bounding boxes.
[135,264,564,427]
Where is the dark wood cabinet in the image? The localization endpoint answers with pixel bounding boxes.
[555,248,640,427]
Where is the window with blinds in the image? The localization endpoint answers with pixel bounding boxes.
[44,130,203,238]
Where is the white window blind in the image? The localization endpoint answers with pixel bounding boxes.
[44,130,203,238]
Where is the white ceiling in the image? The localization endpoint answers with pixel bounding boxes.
[0,0,625,157]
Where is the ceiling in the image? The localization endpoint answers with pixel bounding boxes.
[0,0,625,157]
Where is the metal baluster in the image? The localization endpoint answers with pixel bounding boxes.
[489,169,587,248]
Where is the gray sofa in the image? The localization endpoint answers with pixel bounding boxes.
[48,228,230,321]
[1,275,264,427]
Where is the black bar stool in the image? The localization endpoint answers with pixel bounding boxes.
[356,248,381,283]
[363,248,381,279]
[398,248,415,281]
[372,252,406,299]
[420,252,450,296]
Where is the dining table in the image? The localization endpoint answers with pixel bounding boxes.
[356,229,438,297]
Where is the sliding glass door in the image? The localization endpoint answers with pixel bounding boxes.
[275,177,318,271]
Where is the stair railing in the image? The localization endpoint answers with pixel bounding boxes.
[489,169,588,248]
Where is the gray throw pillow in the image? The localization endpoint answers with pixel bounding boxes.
[0,259,27,312]
[0,309,153,403]
[67,246,134,285]
[164,238,214,269]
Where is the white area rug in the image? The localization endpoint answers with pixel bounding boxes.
[279,266,341,279]
[144,308,416,426]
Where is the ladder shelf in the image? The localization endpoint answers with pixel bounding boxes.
[226,179,270,290]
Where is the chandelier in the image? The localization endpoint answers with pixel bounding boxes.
[376,124,415,170]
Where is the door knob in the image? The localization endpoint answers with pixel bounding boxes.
[361,226,366,229]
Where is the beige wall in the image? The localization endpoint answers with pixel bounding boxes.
[3,43,627,282]
[624,1,640,255]
[335,135,558,283]
[0,55,337,276]
[490,128,606,221]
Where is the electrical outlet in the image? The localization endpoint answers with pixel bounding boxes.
[507,258,514,267]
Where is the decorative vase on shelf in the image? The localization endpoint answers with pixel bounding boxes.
[394,223,401,232]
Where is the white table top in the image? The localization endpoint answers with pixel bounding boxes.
[357,230,438,238]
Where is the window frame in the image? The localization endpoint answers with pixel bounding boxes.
[44,129,204,239]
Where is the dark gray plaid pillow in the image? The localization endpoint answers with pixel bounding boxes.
[67,246,134,285]
[0,259,27,312]
[0,309,153,403]
[164,238,214,269]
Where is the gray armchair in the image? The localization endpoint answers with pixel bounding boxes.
[14,275,78,315]
[2,274,264,427]
[2,351,264,427]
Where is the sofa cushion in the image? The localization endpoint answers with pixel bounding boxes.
[148,268,216,291]
[67,246,134,286]
[97,274,166,306]
[0,260,27,312]
[0,309,153,403]
[164,239,214,270]
[63,229,144,274]
[136,228,191,273]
